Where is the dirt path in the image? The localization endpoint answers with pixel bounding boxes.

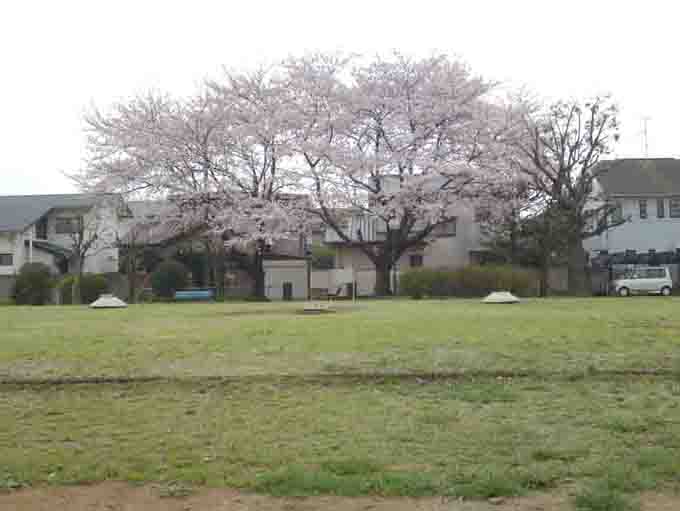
[2,483,679,511]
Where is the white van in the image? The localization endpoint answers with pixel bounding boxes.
[611,267,673,297]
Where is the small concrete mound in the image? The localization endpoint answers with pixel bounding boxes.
[90,294,128,309]
[482,291,520,304]
[300,303,336,314]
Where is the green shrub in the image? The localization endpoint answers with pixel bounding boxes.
[151,260,188,299]
[400,265,537,299]
[12,263,55,305]
[58,274,109,304]
[311,244,335,270]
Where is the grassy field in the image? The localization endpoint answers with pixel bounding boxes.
[1,298,680,379]
[1,299,679,509]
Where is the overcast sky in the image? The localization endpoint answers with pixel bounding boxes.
[2,0,677,195]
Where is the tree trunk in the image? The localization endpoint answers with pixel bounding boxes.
[125,247,137,304]
[71,257,82,305]
[567,238,591,296]
[374,258,393,296]
[215,248,226,300]
[538,257,549,297]
[508,217,518,265]
[252,246,266,300]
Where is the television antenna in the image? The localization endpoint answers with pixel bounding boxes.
[640,116,651,157]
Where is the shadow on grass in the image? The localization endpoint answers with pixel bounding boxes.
[253,465,437,497]
[253,463,560,498]
[573,481,640,511]
[1,369,677,387]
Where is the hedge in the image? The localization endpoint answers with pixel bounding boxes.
[58,274,109,304]
[151,259,189,299]
[400,265,537,299]
[12,263,55,305]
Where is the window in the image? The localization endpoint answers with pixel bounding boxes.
[639,200,647,219]
[409,254,424,267]
[433,218,457,237]
[0,254,13,266]
[631,268,665,279]
[55,217,82,234]
[670,198,680,218]
[657,199,666,218]
[35,217,48,239]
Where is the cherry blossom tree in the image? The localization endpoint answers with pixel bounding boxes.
[288,53,508,295]
[75,73,308,299]
[62,199,118,304]
[75,52,517,298]
[508,95,621,295]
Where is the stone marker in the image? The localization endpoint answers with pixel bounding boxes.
[90,294,128,309]
[482,291,520,304]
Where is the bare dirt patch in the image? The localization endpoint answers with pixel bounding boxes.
[3,483,680,510]
[5,483,680,511]
[0,482,556,511]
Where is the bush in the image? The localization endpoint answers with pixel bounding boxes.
[151,260,189,299]
[12,263,55,305]
[400,265,537,299]
[58,274,109,304]
[311,244,335,270]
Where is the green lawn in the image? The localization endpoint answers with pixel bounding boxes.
[1,298,679,379]
[1,299,679,505]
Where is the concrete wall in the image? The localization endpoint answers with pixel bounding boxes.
[585,197,680,254]
[264,259,308,300]
[312,268,400,297]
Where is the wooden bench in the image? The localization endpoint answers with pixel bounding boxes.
[174,289,215,301]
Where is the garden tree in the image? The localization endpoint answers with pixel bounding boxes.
[117,215,165,303]
[475,162,536,265]
[509,96,622,295]
[288,53,509,295]
[61,201,117,304]
[75,76,308,299]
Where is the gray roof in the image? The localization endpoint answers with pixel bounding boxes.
[0,194,100,233]
[597,158,680,196]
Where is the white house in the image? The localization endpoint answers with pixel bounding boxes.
[0,194,127,298]
[584,158,680,257]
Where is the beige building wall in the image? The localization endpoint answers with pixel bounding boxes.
[264,259,308,300]
[331,203,484,272]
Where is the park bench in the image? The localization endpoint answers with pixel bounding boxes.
[174,288,215,301]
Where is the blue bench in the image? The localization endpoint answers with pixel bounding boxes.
[174,289,215,301]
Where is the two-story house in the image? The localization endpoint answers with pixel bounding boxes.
[325,204,486,272]
[0,194,127,299]
[584,158,680,260]
[318,173,489,295]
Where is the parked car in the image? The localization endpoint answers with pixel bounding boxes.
[611,267,673,297]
